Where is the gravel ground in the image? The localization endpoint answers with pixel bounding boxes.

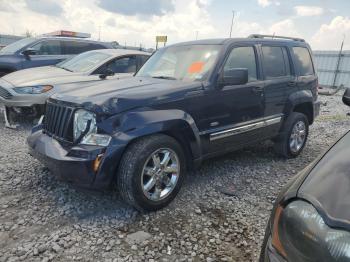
[1,93,350,262]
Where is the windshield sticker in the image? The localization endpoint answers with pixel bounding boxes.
[188,62,205,74]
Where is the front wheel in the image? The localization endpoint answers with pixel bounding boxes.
[117,134,186,211]
[274,112,309,158]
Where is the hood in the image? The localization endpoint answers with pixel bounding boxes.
[51,76,202,114]
[297,130,350,230]
[2,66,88,87]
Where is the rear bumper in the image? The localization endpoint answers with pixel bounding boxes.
[27,129,126,189]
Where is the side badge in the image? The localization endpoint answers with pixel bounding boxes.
[210,121,219,127]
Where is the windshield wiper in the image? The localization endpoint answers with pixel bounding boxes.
[152,76,177,80]
[56,65,73,72]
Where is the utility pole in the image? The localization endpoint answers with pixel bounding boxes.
[98,26,101,41]
[229,10,235,38]
[332,34,346,88]
[195,31,199,40]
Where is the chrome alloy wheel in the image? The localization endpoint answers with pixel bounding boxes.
[141,148,180,201]
[289,120,306,153]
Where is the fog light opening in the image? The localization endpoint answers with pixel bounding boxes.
[93,154,104,173]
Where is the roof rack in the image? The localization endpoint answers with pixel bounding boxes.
[248,34,305,42]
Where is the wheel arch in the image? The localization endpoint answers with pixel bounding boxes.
[286,90,315,125]
[106,109,203,172]
[293,102,314,124]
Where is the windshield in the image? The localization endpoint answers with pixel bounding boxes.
[136,44,221,81]
[0,37,36,54]
[56,51,111,73]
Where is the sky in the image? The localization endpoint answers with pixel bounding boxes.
[0,0,349,50]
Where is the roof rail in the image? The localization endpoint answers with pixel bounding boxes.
[248,34,305,42]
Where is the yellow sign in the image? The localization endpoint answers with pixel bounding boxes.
[156,36,167,43]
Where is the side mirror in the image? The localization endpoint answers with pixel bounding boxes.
[219,68,248,87]
[99,68,115,80]
[22,48,37,58]
[343,87,350,106]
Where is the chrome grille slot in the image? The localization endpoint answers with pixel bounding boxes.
[0,86,13,99]
[44,102,74,142]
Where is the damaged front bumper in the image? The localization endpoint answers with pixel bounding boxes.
[27,129,127,190]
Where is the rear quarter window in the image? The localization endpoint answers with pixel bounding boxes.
[292,47,314,76]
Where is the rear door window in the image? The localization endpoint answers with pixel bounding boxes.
[262,46,291,79]
[31,40,62,55]
[224,46,257,82]
[292,47,314,76]
[87,43,106,51]
[62,41,90,55]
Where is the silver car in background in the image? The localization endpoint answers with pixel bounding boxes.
[0,49,150,126]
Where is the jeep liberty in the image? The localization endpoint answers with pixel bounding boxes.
[27,35,321,211]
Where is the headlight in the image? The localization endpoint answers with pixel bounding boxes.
[13,85,53,94]
[73,109,111,146]
[272,200,350,261]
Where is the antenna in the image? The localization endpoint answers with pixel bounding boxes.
[229,10,235,38]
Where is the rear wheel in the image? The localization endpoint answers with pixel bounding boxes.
[274,112,309,158]
[117,134,186,211]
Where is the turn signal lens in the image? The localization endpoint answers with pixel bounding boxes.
[93,154,104,173]
[271,205,287,258]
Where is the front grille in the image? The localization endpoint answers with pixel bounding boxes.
[0,86,13,99]
[43,102,74,142]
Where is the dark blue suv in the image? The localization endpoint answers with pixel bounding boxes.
[0,37,113,77]
[28,35,321,211]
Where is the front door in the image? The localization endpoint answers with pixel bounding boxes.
[201,45,266,155]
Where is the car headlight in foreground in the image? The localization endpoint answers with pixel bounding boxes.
[13,85,53,94]
[73,109,111,146]
[272,200,350,261]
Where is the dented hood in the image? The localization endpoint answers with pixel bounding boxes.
[50,76,202,114]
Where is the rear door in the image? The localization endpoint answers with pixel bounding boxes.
[261,45,294,135]
[61,40,90,55]
[21,40,67,68]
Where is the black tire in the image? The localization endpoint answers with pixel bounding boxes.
[274,112,309,158]
[117,134,186,212]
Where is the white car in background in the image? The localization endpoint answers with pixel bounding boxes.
[0,49,150,126]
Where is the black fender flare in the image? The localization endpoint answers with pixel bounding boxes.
[103,109,203,167]
[285,90,314,121]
